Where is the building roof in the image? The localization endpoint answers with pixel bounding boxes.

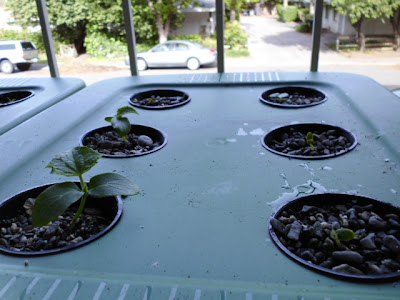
[181,0,215,13]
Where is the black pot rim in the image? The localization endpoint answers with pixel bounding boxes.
[261,123,357,160]
[0,183,123,256]
[259,86,327,108]
[80,124,168,158]
[128,89,190,110]
[268,192,400,282]
[0,90,35,107]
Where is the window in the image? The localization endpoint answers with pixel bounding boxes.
[152,44,169,52]
[0,44,16,50]
[21,42,35,50]
[174,43,189,51]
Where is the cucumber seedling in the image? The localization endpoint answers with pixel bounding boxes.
[31,146,139,227]
[105,106,139,141]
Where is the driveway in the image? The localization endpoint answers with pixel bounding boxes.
[1,15,400,89]
[238,15,341,67]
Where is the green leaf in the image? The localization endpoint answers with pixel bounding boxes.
[117,106,139,117]
[111,117,131,139]
[46,146,102,177]
[105,117,113,122]
[330,229,339,242]
[88,173,139,197]
[32,182,84,227]
[336,228,356,242]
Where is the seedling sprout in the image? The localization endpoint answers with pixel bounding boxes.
[330,228,356,246]
[105,106,139,141]
[31,146,139,228]
[306,132,315,150]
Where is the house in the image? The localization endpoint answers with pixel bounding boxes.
[171,0,216,36]
[322,0,394,36]
[297,0,396,36]
[0,0,10,30]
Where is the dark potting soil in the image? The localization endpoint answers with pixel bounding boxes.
[0,199,111,253]
[270,197,400,277]
[266,92,324,105]
[261,87,326,107]
[0,91,33,106]
[131,95,186,107]
[83,129,158,156]
[268,127,353,157]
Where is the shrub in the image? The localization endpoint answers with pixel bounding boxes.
[280,6,298,22]
[226,48,250,57]
[276,4,283,17]
[169,34,203,43]
[296,23,311,33]
[201,36,217,48]
[225,21,248,50]
[84,31,128,57]
[297,7,314,32]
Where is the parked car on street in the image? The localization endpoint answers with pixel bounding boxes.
[125,40,217,71]
[0,40,39,74]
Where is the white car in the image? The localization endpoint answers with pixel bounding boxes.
[0,40,39,74]
[126,40,217,71]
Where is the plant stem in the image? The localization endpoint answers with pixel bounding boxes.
[72,175,89,227]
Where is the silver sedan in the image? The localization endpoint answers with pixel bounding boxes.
[127,40,217,71]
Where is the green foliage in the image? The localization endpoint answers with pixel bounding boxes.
[226,48,250,57]
[201,36,217,48]
[330,228,356,246]
[105,106,139,142]
[169,34,203,43]
[5,0,160,54]
[168,35,218,49]
[225,21,248,50]
[84,31,128,57]
[298,7,314,23]
[148,0,194,42]
[225,0,244,21]
[280,5,298,22]
[32,146,139,227]
[331,0,400,25]
[276,4,283,17]
[296,23,312,33]
[137,43,156,52]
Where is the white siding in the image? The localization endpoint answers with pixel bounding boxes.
[171,12,215,36]
[322,5,397,36]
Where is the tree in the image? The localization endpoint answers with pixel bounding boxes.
[225,0,244,21]
[6,0,91,54]
[146,0,193,43]
[388,0,400,49]
[5,0,162,54]
[331,0,400,51]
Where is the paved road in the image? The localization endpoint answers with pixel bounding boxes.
[1,16,400,89]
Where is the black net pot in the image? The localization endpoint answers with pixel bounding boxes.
[129,89,190,109]
[0,183,123,256]
[81,124,168,158]
[261,123,357,160]
[259,86,327,108]
[268,193,400,282]
[0,90,34,107]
